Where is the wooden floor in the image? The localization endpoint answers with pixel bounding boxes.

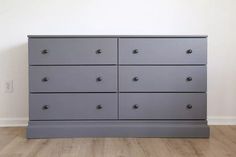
[0,126,236,157]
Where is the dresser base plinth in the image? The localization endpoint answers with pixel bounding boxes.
[27,120,209,138]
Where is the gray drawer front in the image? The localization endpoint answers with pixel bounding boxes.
[29,66,117,92]
[30,93,117,120]
[29,38,117,65]
[119,93,206,119]
[119,66,206,92]
[119,38,207,64]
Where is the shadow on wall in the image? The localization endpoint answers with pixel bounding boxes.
[0,43,28,117]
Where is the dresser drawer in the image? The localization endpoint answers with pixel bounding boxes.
[119,93,206,119]
[119,66,206,92]
[119,38,207,64]
[29,66,117,92]
[30,93,117,120]
[29,38,117,65]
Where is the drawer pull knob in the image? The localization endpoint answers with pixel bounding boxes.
[186,104,193,109]
[96,77,102,82]
[186,77,192,82]
[41,77,49,82]
[133,104,139,109]
[133,77,139,82]
[96,49,102,54]
[186,49,193,54]
[96,104,103,110]
[133,49,139,54]
[42,105,49,110]
[41,49,49,54]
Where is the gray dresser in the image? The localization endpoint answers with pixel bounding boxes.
[27,35,209,138]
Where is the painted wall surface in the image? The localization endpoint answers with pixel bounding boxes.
[0,0,236,125]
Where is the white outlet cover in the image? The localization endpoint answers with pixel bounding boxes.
[4,80,13,93]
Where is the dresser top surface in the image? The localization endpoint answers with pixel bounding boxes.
[28,35,208,38]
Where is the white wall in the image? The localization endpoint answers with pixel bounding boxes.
[0,0,236,126]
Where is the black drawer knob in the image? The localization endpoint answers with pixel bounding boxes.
[96,49,102,54]
[133,104,139,109]
[186,77,192,82]
[41,77,48,82]
[186,49,193,54]
[41,49,49,54]
[42,105,49,110]
[186,104,193,109]
[133,77,139,82]
[133,49,139,54]
[96,77,102,82]
[96,104,103,110]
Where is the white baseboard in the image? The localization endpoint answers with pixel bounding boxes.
[208,116,236,125]
[0,118,28,127]
[0,117,235,127]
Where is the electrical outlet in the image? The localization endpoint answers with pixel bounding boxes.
[4,80,13,93]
